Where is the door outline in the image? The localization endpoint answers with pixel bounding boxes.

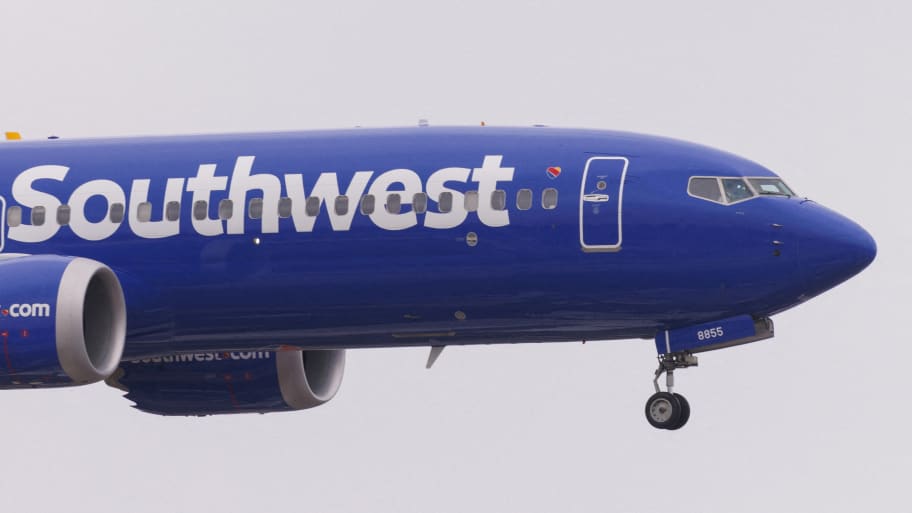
[579,156,628,253]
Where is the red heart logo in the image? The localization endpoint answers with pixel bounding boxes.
[547,166,562,178]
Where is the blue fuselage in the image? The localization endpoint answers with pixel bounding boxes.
[0,127,875,359]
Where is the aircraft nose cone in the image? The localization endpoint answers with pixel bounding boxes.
[799,204,876,296]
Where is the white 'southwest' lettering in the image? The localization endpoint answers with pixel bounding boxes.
[367,168,423,231]
[186,163,227,237]
[472,155,514,227]
[68,179,125,241]
[227,156,281,235]
[10,165,68,243]
[7,155,518,243]
[285,170,374,232]
[129,178,185,239]
[424,167,471,229]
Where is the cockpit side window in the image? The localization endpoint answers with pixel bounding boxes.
[722,178,755,203]
[748,177,795,197]
[688,177,724,203]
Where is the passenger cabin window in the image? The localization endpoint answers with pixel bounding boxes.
[278,197,293,218]
[193,200,208,221]
[412,193,427,214]
[542,188,558,210]
[305,197,321,217]
[110,203,125,223]
[137,202,152,223]
[491,190,506,211]
[7,206,21,227]
[249,198,263,219]
[438,192,453,213]
[722,178,754,203]
[57,205,71,225]
[464,191,479,212]
[516,189,532,210]
[688,177,723,203]
[360,195,375,215]
[31,206,46,226]
[218,199,233,220]
[334,196,348,216]
[165,201,180,222]
[386,193,401,214]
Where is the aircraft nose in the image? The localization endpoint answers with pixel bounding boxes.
[798,203,876,297]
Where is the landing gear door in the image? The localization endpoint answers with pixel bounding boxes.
[579,157,627,252]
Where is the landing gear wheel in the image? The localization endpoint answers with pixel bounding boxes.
[644,392,682,429]
[647,352,698,430]
[666,393,690,430]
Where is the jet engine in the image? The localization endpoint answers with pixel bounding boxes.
[0,255,126,387]
[107,349,345,415]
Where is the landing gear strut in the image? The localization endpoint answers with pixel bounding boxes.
[645,352,697,430]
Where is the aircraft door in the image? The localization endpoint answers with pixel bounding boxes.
[579,157,627,252]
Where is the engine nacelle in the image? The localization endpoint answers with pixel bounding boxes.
[107,349,345,415]
[0,255,126,387]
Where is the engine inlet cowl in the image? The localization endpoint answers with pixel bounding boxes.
[0,255,126,387]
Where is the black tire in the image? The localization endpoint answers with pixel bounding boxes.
[666,393,690,430]
[644,392,682,429]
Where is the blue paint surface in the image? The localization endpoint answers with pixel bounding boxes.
[0,127,877,412]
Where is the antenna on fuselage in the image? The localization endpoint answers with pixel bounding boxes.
[426,345,446,369]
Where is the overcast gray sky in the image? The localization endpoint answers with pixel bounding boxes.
[0,1,908,512]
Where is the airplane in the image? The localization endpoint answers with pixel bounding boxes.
[0,126,876,430]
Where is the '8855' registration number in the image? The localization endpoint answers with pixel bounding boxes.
[696,327,724,341]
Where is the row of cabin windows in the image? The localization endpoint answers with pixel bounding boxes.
[5,188,559,227]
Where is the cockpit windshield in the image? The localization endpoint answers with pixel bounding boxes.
[722,178,754,203]
[688,176,797,205]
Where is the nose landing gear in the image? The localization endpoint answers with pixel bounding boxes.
[645,352,697,430]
